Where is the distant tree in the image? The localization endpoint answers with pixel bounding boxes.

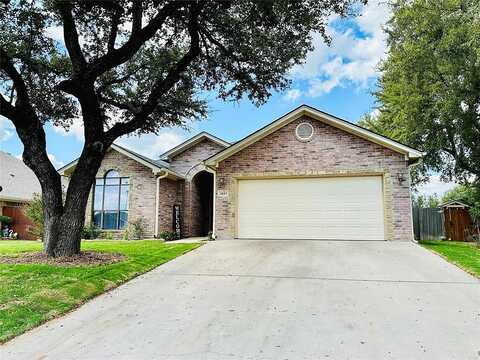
[24,193,44,240]
[362,0,480,186]
[412,193,441,208]
[0,0,366,256]
[442,185,479,207]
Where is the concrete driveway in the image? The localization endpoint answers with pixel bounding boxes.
[2,240,480,360]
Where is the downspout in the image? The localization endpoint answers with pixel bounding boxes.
[154,170,169,238]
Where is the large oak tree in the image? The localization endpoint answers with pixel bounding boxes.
[0,0,364,256]
[360,0,480,186]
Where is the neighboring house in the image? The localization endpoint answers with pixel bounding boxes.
[59,105,423,241]
[0,151,41,239]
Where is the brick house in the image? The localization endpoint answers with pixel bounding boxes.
[59,105,423,241]
[0,151,41,239]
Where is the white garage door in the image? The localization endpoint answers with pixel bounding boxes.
[237,176,385,240]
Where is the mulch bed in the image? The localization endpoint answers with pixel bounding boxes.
[0,251,126,266]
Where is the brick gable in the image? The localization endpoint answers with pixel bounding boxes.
[215,115,413,241]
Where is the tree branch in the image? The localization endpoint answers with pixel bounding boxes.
[99,95,138,112]
[104,2,203,141]
[55,1,87,75]
[88,1,181,79]
[0,47,30,105]
[199,25,263,95]
[131,0,143,35]
[0,93,18,120]
[107,6,123,51]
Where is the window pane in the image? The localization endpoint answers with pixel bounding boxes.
[119,211,128,229]
[93,211,102,228]
[95,178,103,185]
[105,170,119,178]
[104,185,120,210]
[120,185,129,210]
[94,185,103,210]
[105,177,120,185]
[103,211,118,229]
[121,178,129,185]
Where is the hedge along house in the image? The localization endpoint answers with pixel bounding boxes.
[59,105,423,241]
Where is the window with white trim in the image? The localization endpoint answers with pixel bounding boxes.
[93,170,129,229]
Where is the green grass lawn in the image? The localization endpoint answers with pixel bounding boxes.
[420,240,480,278]
[0,240,200,343]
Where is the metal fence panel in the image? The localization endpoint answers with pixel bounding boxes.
[412,207,445,241]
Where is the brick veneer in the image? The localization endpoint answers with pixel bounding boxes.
[214,115,414,241]
[169,139,226,237]
[157,178,182,234]
[83,138,226,239]
[169,139,225,177]
[85,149,157,238]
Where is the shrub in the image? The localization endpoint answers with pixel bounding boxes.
[473,235,480,248]
[104,231,113,240]
[0,215,13,225]
[123,229,130,241]
[159,231,176,242]
[24,194,43,239]
[129,217,146,240]
[82,225,100,239]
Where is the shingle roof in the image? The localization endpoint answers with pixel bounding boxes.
[112,143,170,168]
[57,143,184,179]
[0,151,41,202]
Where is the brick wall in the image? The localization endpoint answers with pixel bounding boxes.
[214,115,413,241]
[85,149,157,238]
[157,178,180,234]
[169,139,225,237]
[169,139,225,177]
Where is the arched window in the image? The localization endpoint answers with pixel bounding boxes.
[93,170,129,230]
[105,170,119,178]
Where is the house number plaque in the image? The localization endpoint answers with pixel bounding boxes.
[217,190,229,199]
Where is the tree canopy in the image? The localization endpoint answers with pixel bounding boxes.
[362,0,480,186]
[0,0,365,256]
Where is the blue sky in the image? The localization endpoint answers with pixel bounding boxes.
[0,0,455,196]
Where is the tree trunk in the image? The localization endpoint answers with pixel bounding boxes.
[42,201,86,257]
[48,141,109,257]
[6,69,110,257]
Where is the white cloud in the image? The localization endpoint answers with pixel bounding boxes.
[117,129,185,159]
[284,89,302,101]
[291,0,390,96]
[52,118,84,141]
[0,116,14,142]
[50,116,188,159]
[416,175,457,197]
[48,153,65,169]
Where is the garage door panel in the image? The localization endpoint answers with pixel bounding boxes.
[237,176,384,240]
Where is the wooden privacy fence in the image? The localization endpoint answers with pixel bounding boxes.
[412,207,445,241]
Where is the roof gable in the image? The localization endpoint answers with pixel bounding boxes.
[160,132,229,161]
[440,200,470,208]
[205,105,424,166]
[0,151,41,202]
[58,144,183,179]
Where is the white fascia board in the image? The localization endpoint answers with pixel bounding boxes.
[160,132,230,160]
[205,106,423,166]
